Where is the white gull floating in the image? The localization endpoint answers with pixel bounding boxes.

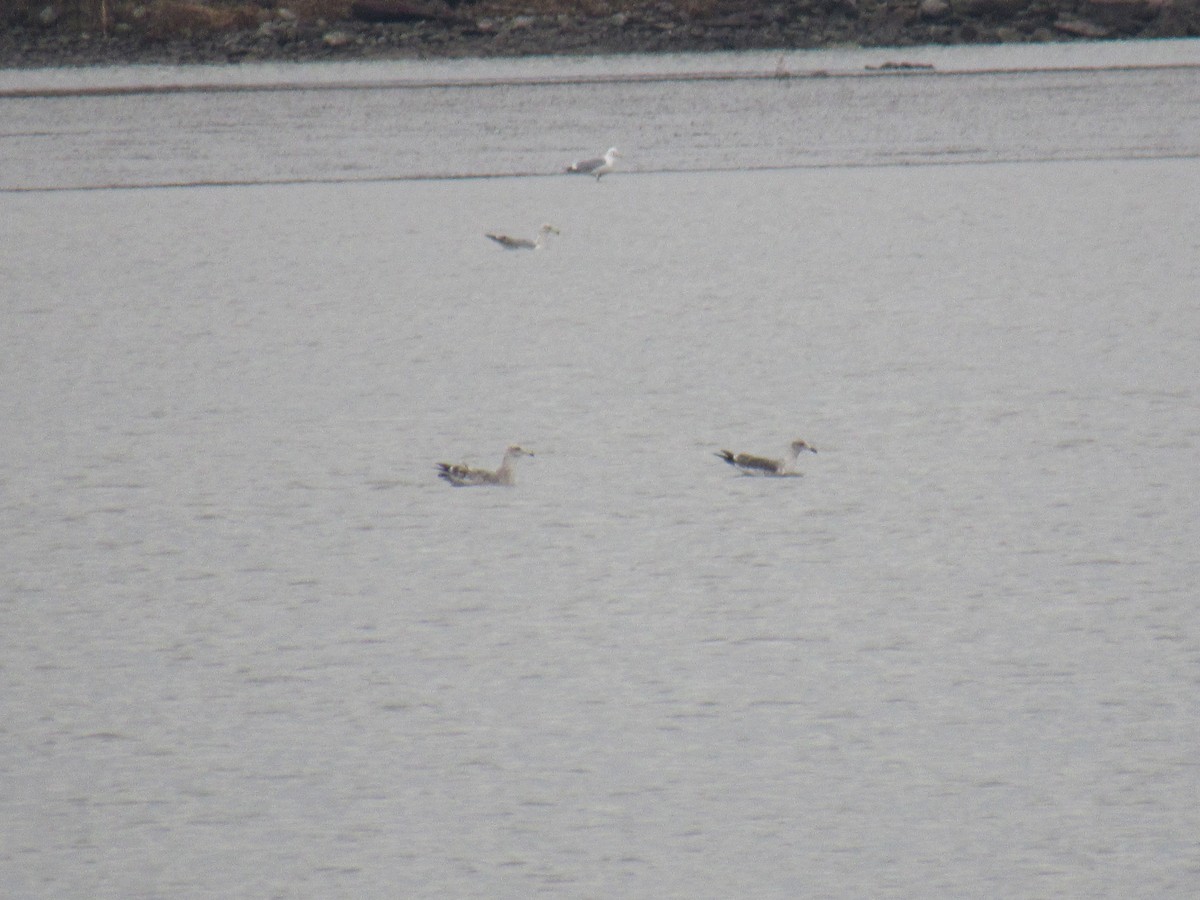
[485,224,559,250]
[436,445,534,487]
[715,439,817,477]
[565,147,621,179]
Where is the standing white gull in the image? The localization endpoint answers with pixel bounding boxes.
[715,439,817,477]
[436,445,534,487]
[565,147,621,179]
[485,224,559,250]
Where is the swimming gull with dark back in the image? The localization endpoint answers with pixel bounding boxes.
[485,224,559,250]
[715,439,817,477]
[437,445,535,486]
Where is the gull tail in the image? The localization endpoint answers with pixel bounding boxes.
[436,462,467,485]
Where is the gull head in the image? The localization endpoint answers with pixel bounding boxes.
[791,439,817,454]
[539,224,561,235]
[506,445,535,458]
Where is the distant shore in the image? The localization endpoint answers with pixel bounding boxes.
[2,0,1198,69]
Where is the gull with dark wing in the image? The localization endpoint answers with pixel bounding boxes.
[485,224,559,250]
[715,439,817,477]
[437,445,534,487]
[565,147,621,179]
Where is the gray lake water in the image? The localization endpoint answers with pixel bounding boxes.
[3,40,1200,898]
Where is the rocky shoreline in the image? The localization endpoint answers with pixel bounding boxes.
[2,0,1198,69]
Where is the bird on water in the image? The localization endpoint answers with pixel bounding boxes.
[484,224,560,250]
[715,439,817,476]
[436,446,535,487]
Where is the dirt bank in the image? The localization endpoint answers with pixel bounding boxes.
[2,0,1198,69]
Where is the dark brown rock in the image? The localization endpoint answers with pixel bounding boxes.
[350,0,462,25]
[918,0,952,20]
[1082,0,1165,26]
[1053,15,1113,36]
[951,0,1030,18]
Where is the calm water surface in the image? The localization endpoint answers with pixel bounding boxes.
[3,41,1200,898]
